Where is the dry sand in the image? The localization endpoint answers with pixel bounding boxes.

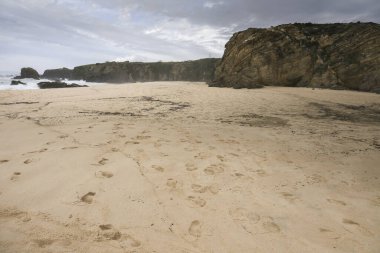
[0,82,379,252]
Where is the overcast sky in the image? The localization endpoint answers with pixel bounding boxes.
[0,0,379,73]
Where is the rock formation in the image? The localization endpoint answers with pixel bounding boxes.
[42,68,73,80]
[210,22,380,92]
[14,67,40,80]
[37,81,88,89]
[41,58,220,83]
[11,80,26,85]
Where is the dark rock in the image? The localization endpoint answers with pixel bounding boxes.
[16,67,40,79]
[372,87,380,94]
[37,81,88,89]
[11,80,26,85]
[42,68,73,80]
[211,22,380,92]
[71,58,220,83]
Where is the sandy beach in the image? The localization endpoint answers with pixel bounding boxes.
[0,82,379,252]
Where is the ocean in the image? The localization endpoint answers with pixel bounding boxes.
[0,72,102,90]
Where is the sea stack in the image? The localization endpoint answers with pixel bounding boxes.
[16,67,40,79]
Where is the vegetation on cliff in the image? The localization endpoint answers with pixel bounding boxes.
[41,58,220,83]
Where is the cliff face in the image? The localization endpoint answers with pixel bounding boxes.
[42,58,219,83]
[42,68,73,79]
[210,23,380,92]
[73,58,219,83]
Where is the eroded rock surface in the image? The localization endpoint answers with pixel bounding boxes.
[210,22,380,92]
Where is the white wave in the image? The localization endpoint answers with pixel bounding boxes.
[0,76,103,90]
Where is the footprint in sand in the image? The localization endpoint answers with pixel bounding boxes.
[254,169,267,176]
[319,228,333,233]
[342,218,373,236]
[125,141,140,145]
[187,196,207,207]
[2,208,31,222]
[216,155,225,162]
[98,158,108,165]
[280,192,298,202]
[306,174,327,184]
[10,172,21,181]
[24,159,32,164]
[62,146,78,150]
[191,184,219,194]
[95,171,114,178]
[229,208,261,234]
[185,163,198,171]
[135,135,151,140]
[0,159,9,164]
[152,165,164,172]
[27,148,48,154]
[371,196,380,207]
[343,219,360,226]
[234,172,245,177]
[191,184,207,193]
[80,192,96,204]
[98,224,121,240]
[208,184,220,194]
[327,199,347,206]
[120,235,141,248]
[194,152,210,160]
[229,208,281,234]
[262,220,281,233]
[34,239,55,248]
[204,164,225,175]
[166,179,178,189]
[188,220,202,237]
[218,139,240,144]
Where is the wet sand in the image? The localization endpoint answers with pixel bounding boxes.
[0,82,379,252]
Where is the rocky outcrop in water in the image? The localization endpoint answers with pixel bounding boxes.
[210,22,380,92]
[14,67,40,80]
[42,68,73,80]
[11,80,26,85]
[37,81,88,89]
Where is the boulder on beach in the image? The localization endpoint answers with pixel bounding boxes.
[14,67,40,80]
[37,81,88,89]
[11,80,26,85]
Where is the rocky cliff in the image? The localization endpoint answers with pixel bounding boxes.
[210,22,380,92]
[42,58,220,83]
[42,68,73,79]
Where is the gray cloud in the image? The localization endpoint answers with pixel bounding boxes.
[0,0,379,73]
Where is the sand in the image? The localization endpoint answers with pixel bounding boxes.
[0,82,379,252]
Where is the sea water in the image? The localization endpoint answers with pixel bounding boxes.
[0,72,102,90]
